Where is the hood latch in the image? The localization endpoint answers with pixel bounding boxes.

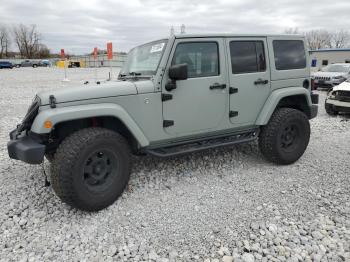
[49,95,56,108]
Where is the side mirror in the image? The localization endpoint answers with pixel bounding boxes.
[169,63,188,80]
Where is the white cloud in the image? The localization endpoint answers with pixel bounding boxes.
[1,0,349,54]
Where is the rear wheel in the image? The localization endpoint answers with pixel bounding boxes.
[259,108,310,165]
[50,127,131,211]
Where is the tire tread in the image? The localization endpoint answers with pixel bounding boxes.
[259,108,310,165]
[50,127,131,211]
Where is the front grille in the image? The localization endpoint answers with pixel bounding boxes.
[315,76,331,81]
[335,90,350,97]
[315,83,333,89]
[18,96,40,132]
[334,90,350,102]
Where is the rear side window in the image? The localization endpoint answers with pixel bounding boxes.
[229,41,266,74]
[273,40,306,70]
[172,42,219,78]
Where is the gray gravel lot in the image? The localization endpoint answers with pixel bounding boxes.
[0,67,349,262]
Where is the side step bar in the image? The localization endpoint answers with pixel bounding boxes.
[145,130,259,157]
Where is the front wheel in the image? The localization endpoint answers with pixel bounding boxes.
[50,128,131,211]
[259,108,310,165]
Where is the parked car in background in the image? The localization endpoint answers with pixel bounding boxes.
[39,60,51,67]
[325,79,350,115]
[311,63,350,90]
[0,61,14,69]
[17,60,40,68]
[68,61,81,68]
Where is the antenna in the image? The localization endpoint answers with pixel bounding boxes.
[180,24,186,34]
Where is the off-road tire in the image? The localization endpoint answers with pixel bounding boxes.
[325,103,338,116]
[50,127,131,211]
[259,108,310,165]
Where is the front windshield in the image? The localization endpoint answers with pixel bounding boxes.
[121,39,168,76]
[322,64,350,73]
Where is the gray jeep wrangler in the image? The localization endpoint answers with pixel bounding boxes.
[8,34,318,211]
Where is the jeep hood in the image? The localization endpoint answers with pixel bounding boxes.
[38,81,138,105]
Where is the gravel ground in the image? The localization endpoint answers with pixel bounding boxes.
[0,67,349,262]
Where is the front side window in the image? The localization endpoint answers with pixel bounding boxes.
[273,40,306,70]
[172,42,219,78]
[230,41,266,74]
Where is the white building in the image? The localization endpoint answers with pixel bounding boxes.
[309,48,350,72]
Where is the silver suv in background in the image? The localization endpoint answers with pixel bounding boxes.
[311,63,350,90]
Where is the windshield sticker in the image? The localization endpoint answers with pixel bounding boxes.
[150,43,165,53]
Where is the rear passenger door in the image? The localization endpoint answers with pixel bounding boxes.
[226,38,271,126]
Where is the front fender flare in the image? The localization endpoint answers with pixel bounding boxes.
[255,87,312,125]
[31,103,149,147]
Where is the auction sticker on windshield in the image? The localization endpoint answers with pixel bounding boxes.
[150,43,165,53]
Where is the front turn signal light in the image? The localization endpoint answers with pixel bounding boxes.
[44,120,53,129]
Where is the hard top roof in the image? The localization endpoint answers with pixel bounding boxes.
[173,33,304,39]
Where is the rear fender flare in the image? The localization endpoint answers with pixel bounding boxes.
[255,87,312,125]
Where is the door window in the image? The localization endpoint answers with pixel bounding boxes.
[172,42,219,78]
[229,41,266,74]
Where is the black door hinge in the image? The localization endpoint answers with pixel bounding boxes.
[163,120,174,127]
[229,111,238,117]
[162,94,173,102]
[229,87,238,94]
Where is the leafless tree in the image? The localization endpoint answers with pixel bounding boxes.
[284,28,349,50]
[13,24,41,58]
[331,30,349,48]
[36,44,50,58]
[304,29,332,50]
[0,25,11,58]
[284,27,299,35]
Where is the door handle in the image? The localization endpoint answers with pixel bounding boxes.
[254,79,269,85]
[210,83,226,90]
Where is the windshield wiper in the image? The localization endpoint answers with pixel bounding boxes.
[118,72,147,81]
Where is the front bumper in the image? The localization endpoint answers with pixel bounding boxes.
[313,79,343,89]
[7,129,45,164]
[325,98,350,113]
[310,105,318,119]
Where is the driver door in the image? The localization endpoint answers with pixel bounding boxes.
[161,39,228,136]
